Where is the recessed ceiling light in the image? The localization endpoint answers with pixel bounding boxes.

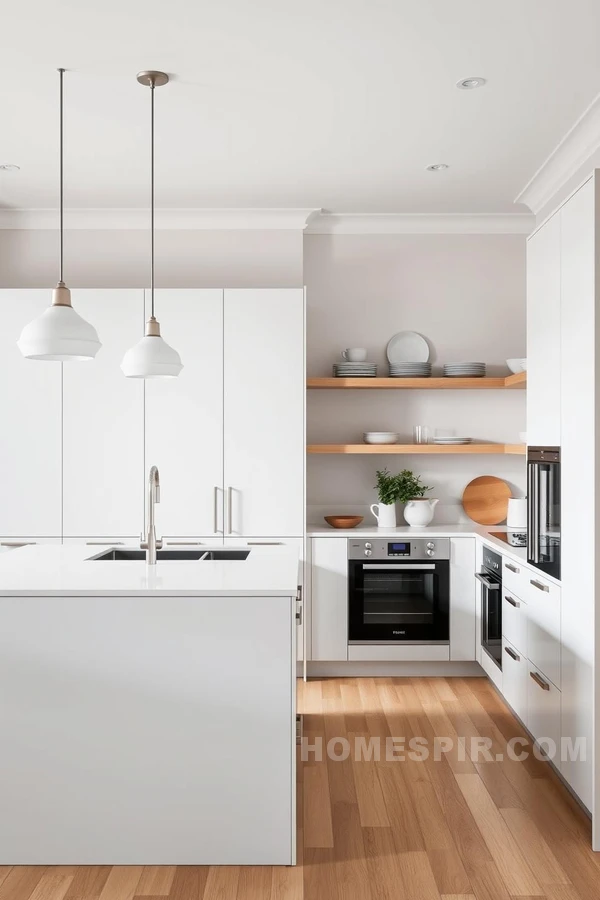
[426,163,449,171]
[456,77,487,90]
[0,164,20,172]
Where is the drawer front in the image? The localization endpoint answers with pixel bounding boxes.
[501,639,528,725]
[502,590,527,656]
[502,556,526,599]
[525,574,561,688]
[526,664,561,768]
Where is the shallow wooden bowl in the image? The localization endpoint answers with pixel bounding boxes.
[324,515,364,529]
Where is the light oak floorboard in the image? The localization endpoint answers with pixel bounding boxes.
[4,677,600,900]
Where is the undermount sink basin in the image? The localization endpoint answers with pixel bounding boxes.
[89,548,251,562]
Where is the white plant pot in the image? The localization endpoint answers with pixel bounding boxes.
[370,502,397,528]
[403,498,439,527]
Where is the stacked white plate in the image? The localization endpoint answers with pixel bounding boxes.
[333,362,377,377]
[432,436,473,445]
[443,362,486,377]
[363,432,399,444]
[389,362,432,377]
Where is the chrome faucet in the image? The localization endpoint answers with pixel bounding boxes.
[141,465,163,564]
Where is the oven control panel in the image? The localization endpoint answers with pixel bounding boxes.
[348,538,450,560]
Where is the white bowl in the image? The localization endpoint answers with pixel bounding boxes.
[363,432,399,444]
[520,358,527,371]
[506,358,524,374]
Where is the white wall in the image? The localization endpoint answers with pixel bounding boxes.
[0,229,303,287]
[304,233,527,524]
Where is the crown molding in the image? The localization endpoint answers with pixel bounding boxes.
[0,208,322,231]
[515,92,600,214]
[304,213,534,235]
[0,207,533,234]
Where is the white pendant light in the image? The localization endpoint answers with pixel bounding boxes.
[121,71,182,379]
[18,69,101,362]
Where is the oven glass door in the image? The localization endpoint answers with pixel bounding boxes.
[348,560,449,643]
[476,572,502,668]
[528,459,560,578]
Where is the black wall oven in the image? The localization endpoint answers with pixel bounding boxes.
[527,447,560,580]
[476,546,502,669]
[348,539,450,644]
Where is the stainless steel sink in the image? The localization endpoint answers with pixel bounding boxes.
[89,548,250,561]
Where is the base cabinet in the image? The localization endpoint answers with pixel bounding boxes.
[310,537,348,661]
[502,639,528,724]
[450,538,476,660]
[527,664,561,769]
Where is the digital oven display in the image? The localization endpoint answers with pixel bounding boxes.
[388,542,410,557]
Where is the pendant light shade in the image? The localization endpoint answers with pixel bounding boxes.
[121,319,182,378]
[18,70,101,362]
[122,71,182,379]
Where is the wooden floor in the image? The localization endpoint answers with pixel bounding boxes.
[1,676,598,900]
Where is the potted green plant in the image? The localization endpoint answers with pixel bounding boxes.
[371,469,434,528]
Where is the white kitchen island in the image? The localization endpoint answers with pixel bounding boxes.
[0,543,300,865]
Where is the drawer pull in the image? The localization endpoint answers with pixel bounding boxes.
[530,671,550,691]
[505,595,520,608]
[505,562,519,573]
[530,579,550,593]
[505,646,520,662]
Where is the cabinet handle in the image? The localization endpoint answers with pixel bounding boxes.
[247,541,283,546]
[530,671,550,691]
[1,541,37,547]
[505,562,519,573]
[530,579,550,593]
[214,486,223,535]
[165,541,205,546]
[505,595,520,608]
[227,486,234,535]
[505,646,520,662]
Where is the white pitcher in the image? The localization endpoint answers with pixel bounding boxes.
[403,498,439,527]
[370,502,397,528]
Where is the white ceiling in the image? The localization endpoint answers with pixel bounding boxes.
[2,0,600,215]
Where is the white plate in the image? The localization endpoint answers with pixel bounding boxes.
[386,331,430,364]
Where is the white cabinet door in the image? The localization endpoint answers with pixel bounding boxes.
[226,537,305,662]
[527,663,561,767]
[450,538,476,660]
[0,291,62,537]
[559,177,595,811]
[526,214,561,446]
[502,589,527,657]
[525,573,561,689]
[501,639,528,724]
[311,537,348,661]
[223,289,304,538]
[145,290,224,539]
[62,291,144,537]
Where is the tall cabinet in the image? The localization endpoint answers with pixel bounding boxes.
[526,174,598,837]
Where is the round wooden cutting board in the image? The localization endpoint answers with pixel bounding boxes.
[462,475,511,525]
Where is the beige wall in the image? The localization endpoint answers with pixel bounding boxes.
[0,229,303,287]
[304,233,527,523]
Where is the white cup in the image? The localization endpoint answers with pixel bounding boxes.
[342,348,367,362]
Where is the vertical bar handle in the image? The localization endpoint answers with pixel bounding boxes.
[213,486,223,535]
[227,486,233,535]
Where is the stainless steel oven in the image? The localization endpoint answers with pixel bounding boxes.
[476,546,502,669]
[348,538,450,644]
[527,447,560,580]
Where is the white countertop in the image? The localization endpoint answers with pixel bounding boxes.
[0,543,301,597]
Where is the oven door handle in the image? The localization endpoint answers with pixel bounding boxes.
[361,564,437,570]
[474,572,500,590]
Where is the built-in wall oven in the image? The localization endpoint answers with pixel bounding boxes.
[476,546,502,669]
[348,539,450,644]
[527,447,560,580]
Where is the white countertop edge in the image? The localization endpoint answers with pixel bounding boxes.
[0,589,297,598]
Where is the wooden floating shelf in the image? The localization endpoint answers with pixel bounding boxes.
[307,372,526,390]
[307,443,527,455]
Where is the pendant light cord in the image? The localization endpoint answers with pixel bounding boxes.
[150,78,155,319]
[58,67,64,284]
